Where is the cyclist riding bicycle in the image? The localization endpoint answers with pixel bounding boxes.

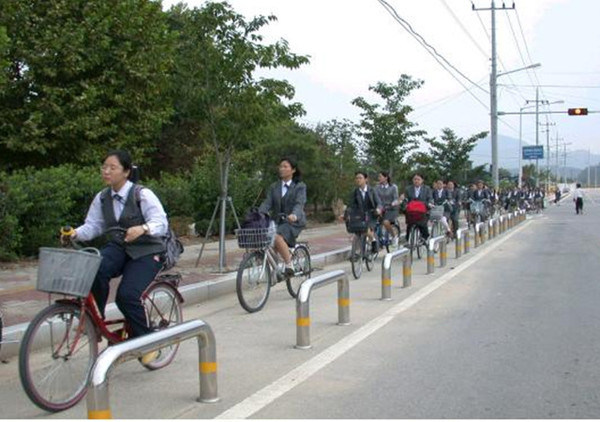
[402,172,433,243]
[469,179,491,221]
[345,171,383,252]
[445,180,461,237]
[258,157,307,277]
[431,179,453,238]
[61,150,168,364]
[374,171,400,247]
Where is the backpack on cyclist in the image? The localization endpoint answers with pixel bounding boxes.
[133,185,183,271]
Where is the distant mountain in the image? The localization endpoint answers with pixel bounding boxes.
[469,135,599,171]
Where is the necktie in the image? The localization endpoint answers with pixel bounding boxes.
[113,193,124,204]
[415,187,420,198]
[282,183,289,197]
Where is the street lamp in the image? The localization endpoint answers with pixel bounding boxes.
[491,62,541,188]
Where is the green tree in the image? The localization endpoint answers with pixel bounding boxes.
[352,75,426,178]
[314,119,361,201]
[0,0,174,170]
[425,128,487,185]
[165,2,309,269]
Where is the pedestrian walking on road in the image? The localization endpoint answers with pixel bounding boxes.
[554,188,561,206]
[573,183,584,214]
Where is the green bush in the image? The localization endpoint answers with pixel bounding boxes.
[0,165,102,259]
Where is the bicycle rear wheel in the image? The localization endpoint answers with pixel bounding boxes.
[19,302,98,412]
[236,251,271,313]
[286,245,312,298]
[141,283,183,370]
[351,234,363,279]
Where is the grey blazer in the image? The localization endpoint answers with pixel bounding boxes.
[258,180,307,228]
[404,184,433,204]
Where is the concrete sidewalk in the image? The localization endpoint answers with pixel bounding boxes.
[0,222,353,359]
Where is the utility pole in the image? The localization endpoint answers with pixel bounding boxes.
[588,149,591,187]
[539,119,555,191]
[472,0,516,189]
[555,134,563,185]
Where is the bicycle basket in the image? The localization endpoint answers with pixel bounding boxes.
[471,201,485,215]
[37,247,102,297]
[430,205,445,220]
[235,223,276,249]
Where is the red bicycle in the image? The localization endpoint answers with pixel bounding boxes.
[18,227,184,412]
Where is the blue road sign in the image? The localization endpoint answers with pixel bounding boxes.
[522,145,544,160]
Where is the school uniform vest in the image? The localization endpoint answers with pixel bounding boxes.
[100,186,165,259]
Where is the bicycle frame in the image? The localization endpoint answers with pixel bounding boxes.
[51,276,184,352]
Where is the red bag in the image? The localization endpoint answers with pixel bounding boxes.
[405,200,427,214]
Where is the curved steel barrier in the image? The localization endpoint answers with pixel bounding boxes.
[381,247,411,300]
[87,319,218,419]
[426,235,447,274]
[296,269,350,349]
[474,222,486,247]
[455,228,469,258]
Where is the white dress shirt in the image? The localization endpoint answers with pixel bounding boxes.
[75,180,168,241]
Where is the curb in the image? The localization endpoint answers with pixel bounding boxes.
[0,247,351,360]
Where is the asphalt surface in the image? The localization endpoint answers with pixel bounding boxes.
[4,191,598,419]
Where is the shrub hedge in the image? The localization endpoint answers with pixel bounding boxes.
[0,161,262,260]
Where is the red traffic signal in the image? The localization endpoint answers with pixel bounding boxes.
[568,107,588,116]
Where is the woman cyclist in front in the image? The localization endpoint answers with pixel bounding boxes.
[64,150,168,364]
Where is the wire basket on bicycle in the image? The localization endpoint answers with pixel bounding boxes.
[36,247,102,297]
[235,223,277,249]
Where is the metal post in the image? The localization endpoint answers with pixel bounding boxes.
[87,320,218,419]
[381,248,411,300]
[296,269,350,349]
[440,239,447,267]
[464,230,471,254]
[455,228,466,258]
[426,236,445,274]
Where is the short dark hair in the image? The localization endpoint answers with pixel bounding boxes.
[412,172,424,180]
[104,150,132,172]
[355,171,368,179]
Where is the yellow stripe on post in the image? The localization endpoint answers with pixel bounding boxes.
[200,362,217,374]
[88,409,112,419]
[383,278,392,286]
[297,317,311,326]
[338,298,350,307]
[403,267,411,277]
[427,257,434,265]
[440,252,447,260]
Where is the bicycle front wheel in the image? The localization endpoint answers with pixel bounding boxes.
[351,234,363,279]
[141,283,183,370]
[286,245,312,298]
[19,302,98,412]
[236,251,271,313]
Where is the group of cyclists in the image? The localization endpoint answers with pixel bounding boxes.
[343,171,552,254]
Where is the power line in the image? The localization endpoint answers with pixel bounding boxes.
[376,0,490,109]
[439,0,488,58]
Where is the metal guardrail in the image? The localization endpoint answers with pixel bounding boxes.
[426,235,447,274]
[381,247,411,300]
[455,228,470,258]
[474,222,486,247]
[296,269,350,349]
[87,320,218,419]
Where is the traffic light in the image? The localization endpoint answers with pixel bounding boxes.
[568,107,588,116]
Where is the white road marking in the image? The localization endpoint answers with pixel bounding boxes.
[214,218,533,419]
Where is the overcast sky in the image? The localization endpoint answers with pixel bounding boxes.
[164,0,600,159]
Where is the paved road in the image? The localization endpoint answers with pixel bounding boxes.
[4,192,600,418]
